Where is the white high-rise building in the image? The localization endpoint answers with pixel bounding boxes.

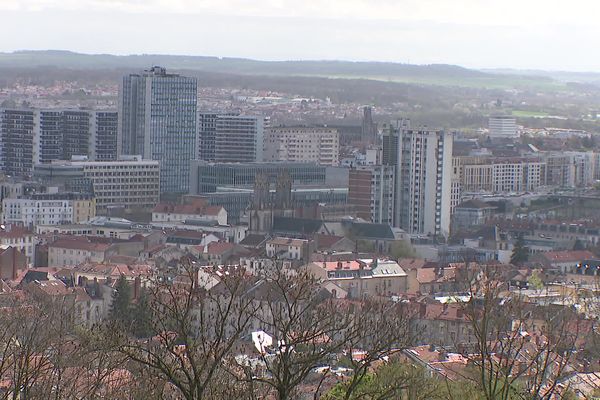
[488,116,518,139]
[264,126,339,166]
[383,122,453,237]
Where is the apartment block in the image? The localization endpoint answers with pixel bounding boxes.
[0,108,118,178]
[382,122,453,237]
[198,112,269,163]
[264,126,339,166]
[2,192,96,228]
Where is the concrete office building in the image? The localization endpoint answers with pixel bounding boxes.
[119,66,197,193]
[198,112,268,163]
[383,121,453,237]
[348,165,395,225]
[0,108,118,177]
[489,116,518,139]
[34,156,160,213]
[264,126,339,166]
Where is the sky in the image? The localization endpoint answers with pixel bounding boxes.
[0,0,599,71]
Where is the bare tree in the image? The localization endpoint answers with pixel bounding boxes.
[459,264,581,400]
[108,261,259,400]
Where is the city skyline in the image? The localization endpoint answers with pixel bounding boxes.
[1,0,600,72]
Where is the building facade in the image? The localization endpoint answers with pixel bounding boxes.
[36,157,160,213]
[2,192,96,228]
[348,165,395,225]
[264,126,339,166]
[118,66,197,193]
[0,108,118,178]
[383,122,453,237]
[489,116,518,139]
[198,112,268,163]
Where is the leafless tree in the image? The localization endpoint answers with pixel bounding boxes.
[108,261,259,400]
[459,264,581,400]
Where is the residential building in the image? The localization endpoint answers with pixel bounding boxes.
[459,157,546,193]
[34,156,160,212]
[0,246,27,280]
[266,237,311,261]
[2,192,95,228]
[382,122,453,237]
[533,250,596,274]
[348,165,394,225]
[544,152,596,188]
[0,225,35,264]
[0,108,35,177]
[47,236,115,267]
[264,126,339,166]
[198,112,268,163]
[306,259,408,299]
[118,66,197,193]
[0,108,118,178]
[152,197,227,226]
[489,116,518,139]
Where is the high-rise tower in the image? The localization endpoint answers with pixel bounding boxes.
[118,66,197,194]
[382,121,453,237]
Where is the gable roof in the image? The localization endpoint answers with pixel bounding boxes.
[539,250,596,264]
[273,216,323,235]
[349,222,395,240]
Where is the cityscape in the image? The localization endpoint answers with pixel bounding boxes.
[1,2,600,399]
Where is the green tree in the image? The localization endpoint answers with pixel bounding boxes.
[510,235,529,265]
[109,275,131,324]
[527,271,544,290]
[390,240,417,259]
[130,289,153,338]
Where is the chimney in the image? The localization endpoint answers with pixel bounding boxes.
[419,302,427,318]
[336,261,343,270]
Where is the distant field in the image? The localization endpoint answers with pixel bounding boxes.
[512,110,550,117]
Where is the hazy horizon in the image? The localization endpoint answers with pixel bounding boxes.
[1,0,599,72]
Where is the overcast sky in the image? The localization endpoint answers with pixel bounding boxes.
[1,0,599,71]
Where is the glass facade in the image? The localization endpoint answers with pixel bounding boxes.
[119,67,198,194]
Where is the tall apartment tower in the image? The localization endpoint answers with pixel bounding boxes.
[118,66,198,194]
[382,121,453,237]
[198,112,268,163]
[0,108,118,178]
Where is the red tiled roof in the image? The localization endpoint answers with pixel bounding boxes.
[205,242,236,255]
[397,258,427,271]
[0,226,33,238]
[540,250,595,263]
[49,237,112,252]
[153,199,224,216]
[314,234,345,250]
